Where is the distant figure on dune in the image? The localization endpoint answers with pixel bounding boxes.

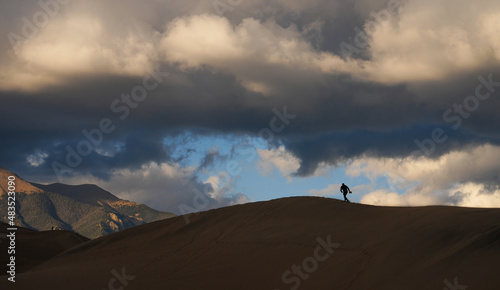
[340,183,352,202]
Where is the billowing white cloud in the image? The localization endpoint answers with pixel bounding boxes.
[160,14,352,94]
[1,7,159,91]
[257,147,300,182]
[160,1,500,89]
[354,0,500,83]
[3,0,500,92]
[451,182,500,208]
[361,190,444,207]
[204,173,249,205]
[349,144,500,207]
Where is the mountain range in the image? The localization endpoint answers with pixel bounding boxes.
[0,167,175,239]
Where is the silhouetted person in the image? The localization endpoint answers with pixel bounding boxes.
[340,183,352,202]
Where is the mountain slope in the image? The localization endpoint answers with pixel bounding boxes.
[0,168,175,239]
[6,197,500,290]
[0,167,41,195]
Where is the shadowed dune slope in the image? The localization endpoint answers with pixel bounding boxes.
[4,197,500,289]
[0,221,89,274]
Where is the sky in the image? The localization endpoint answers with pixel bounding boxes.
[1,0,500,214]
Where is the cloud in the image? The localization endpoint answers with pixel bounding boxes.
[451,183,500,208]
[26,151,48,167]
[308,183,341,197]
[361,190,442,207]
[361,185,500,208]
[354,0,500,84]
[1,10,159,92]
[159,2,500,91]
[204,173,249,205]
[348,144,500,189]
[350,144,500,207]
[3,0,500,91]
[160,14,354,95]
[257,147,300,182]
[196,147,227,173]
[55,161,249,214]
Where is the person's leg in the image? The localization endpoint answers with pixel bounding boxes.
[343,192,349,202]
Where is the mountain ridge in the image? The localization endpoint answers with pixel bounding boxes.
[0,168,175,238]
[0,167,42,195]
[31,182,121,206]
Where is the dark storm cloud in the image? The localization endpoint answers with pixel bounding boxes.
[2,64,500,179]
[284,125,500,176]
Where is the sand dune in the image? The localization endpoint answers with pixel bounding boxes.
[0,221,89,275]
[2,197,500,289]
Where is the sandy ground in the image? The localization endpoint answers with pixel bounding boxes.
[0,222,89,274]
[1,197,500,289]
